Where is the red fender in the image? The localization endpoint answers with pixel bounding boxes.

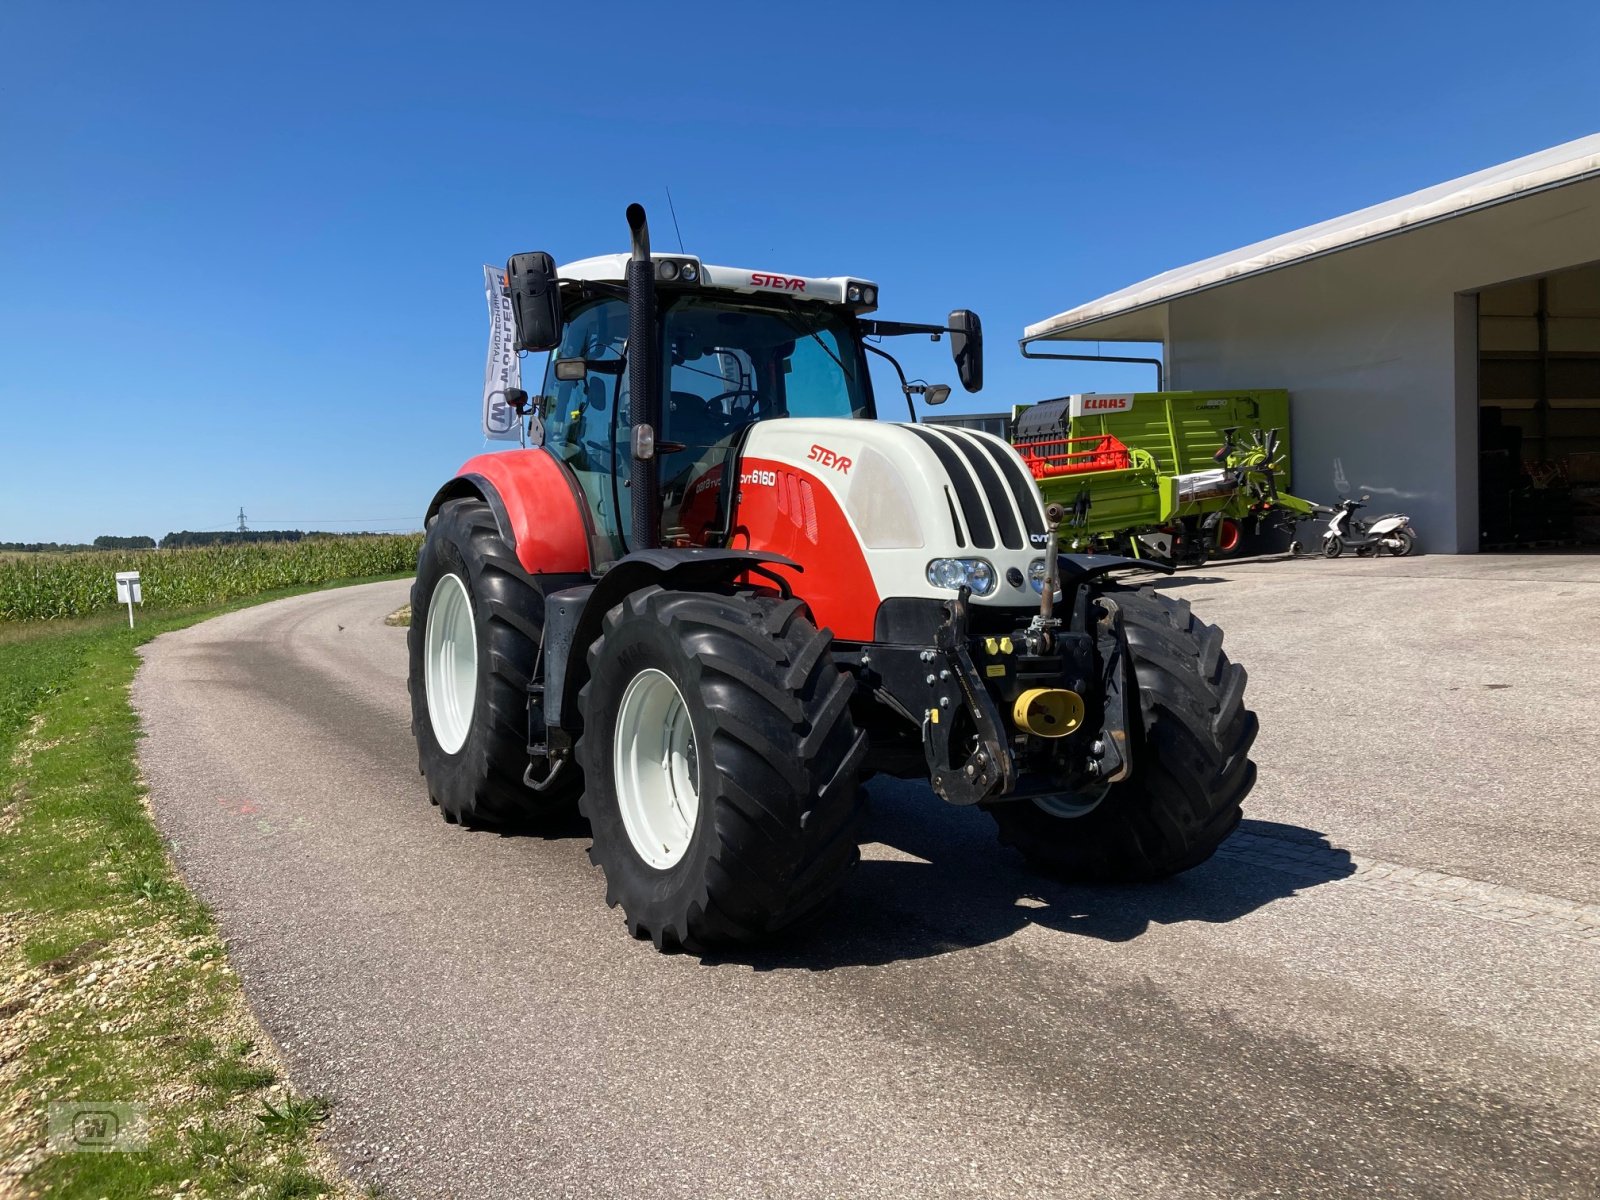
[429,449,592,576]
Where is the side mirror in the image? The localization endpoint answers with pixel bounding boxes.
[504,386,529,414]
[923,384,951,406]
[506,252,562,352]
[948,309,983,393]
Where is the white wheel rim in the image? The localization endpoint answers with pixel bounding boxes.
[613,668,700,870]
[424,572,477,755]
[1032,787,1109,820]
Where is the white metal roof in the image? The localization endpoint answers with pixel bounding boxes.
[1024,132,1600,343]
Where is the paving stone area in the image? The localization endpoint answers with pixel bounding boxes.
[1181,553,1600,905]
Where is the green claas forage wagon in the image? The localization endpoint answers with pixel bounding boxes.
[1012,390,1318,564]
[409,206,1258,950]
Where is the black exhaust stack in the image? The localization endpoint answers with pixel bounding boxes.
[625,203,660,551]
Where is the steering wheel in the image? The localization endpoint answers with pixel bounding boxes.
[701,387,761,419]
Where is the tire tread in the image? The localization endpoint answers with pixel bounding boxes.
[407,497,579,826]
[989,584,1256,882]
[576,587,863,950]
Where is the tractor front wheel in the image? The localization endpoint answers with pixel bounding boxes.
[577,588,866,951]
[987,586,1257,882]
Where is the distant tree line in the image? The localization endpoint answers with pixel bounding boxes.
[2,536,158,551]
[158,530,401,548]
[93,535,157,550]
[3,531,405,552]
[161,530,309,548]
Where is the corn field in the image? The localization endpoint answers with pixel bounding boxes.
[0,535,422,622]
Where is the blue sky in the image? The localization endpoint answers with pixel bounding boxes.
[3,0,1597,542]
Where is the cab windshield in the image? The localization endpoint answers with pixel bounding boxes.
[659,296,871,543]
[663,295,870,427]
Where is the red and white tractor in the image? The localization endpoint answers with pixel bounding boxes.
[409,205,1257,951]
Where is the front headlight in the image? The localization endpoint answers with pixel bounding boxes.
[1027,558,1061,598]
[927,558,997,597]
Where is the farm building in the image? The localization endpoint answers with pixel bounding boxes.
[1005,134,1600,553]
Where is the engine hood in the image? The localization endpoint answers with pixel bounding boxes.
[734,418,1050,613]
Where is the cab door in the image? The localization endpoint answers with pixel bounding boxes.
[538,298,631,563]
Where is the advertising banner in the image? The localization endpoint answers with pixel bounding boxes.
[482,265,521,441]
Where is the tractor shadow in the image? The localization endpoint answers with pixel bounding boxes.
[1143,573,1229,590]
[707,779,1355,972]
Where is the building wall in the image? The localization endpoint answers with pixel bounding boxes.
[1164,176,1600,551]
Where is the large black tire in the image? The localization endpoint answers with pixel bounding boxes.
[576,587,866,951]
[1205,514,1242,557]
[408,497,580,826]
[988,585,1257,882]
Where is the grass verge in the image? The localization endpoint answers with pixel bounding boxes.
[0,577,408,1199]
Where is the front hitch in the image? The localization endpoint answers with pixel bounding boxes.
[931,562,1148,803]
[1087,596,1135,785]
[861,559,1160,807]
[923,588,1015,805]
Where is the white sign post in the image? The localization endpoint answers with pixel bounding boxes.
[115,571,143,628]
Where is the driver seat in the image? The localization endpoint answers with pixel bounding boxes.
[666,391,730,446]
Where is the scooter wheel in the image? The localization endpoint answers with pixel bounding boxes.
[1323,535,1344,559]
[1388,529,1416,557]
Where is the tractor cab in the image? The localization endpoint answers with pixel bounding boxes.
[533,274,875,560]
[507,227,982,568]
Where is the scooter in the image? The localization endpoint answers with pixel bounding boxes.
[1322,496,1416,558]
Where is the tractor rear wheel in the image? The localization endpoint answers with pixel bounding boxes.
[987,585,1257,882]
[408,497,580,826]
[576,587,865,951]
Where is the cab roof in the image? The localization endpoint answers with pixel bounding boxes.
[558,253,878,311]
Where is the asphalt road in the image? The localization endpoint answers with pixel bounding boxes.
[133,561,1600,1199]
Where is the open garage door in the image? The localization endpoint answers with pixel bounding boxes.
[1479,261,1600,548]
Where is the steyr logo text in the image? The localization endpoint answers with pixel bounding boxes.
[808,445,852,473]
[751,273,807,292]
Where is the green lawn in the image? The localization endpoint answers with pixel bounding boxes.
[0,580,405,1199]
